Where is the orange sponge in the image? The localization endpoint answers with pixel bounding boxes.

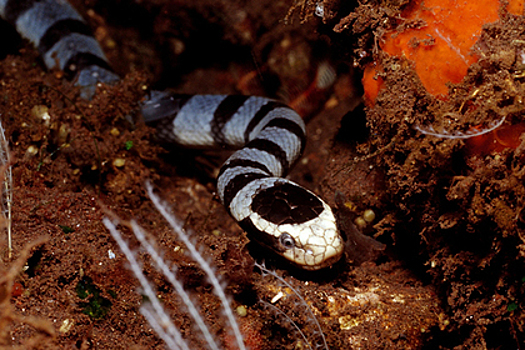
[363,0,523,104]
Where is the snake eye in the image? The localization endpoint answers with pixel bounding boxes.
[279,233,295,250]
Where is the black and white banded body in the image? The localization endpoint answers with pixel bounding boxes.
[4,0,345,270]
[142,92,344,270]
[0,0,119,99]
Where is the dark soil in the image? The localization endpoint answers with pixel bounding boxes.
[0,0,522,349]
[323,0,525,348]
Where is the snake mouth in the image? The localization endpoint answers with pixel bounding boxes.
[298,252,344,271]
[283,236,345,270]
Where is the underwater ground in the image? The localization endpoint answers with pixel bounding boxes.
[0,0,523,348]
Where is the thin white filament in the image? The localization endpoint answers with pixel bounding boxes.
[146,182,246,350]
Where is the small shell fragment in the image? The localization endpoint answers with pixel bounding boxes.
[271,291,285,304]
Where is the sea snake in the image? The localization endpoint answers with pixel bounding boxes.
[1,0,344,270]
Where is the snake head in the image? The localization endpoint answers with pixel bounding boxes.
[231,178,344,270]
[273,206,344,270]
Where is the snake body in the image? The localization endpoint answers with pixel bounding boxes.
[2,0,344,270]
[0,0,119,98]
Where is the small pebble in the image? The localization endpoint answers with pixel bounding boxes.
[354,216,366,229]
[236,305,247,317]
[105,38,116,49]
[31,105,51,125]
[11,282,23,297]
[26,145,38,157]
[58,123,70,145]
[59,319,74,333]
[170,38,185,55]
[113,158,125,167]
[315,2,325,18]
[363,209,376,223]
